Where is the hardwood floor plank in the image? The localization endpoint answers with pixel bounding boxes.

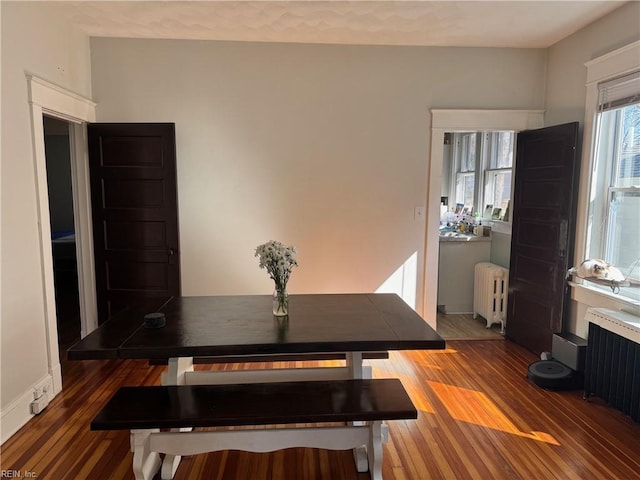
[1,340,639,479]
[437,313,504,340]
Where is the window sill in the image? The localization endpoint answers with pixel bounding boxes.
[569,280,640,314]
[484,219,511,235]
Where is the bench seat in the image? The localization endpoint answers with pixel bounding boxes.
[91,378,416,430]
[91,379,416,480]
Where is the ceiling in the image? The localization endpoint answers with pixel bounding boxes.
[52,1,630,48]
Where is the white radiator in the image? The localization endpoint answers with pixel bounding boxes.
[473,262,509,332]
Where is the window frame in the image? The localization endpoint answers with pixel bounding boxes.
[449,131,514,222]
[574,40,640,308]
[451,132,480,211]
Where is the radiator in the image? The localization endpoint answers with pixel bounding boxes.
[584,308,640,422]
[473,262,509,332]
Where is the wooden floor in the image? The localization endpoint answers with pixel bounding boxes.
[2,340,639,480]
[436,313,504,340]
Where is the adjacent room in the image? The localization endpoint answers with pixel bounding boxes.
[1,2,639,479]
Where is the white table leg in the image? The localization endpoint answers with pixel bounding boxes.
[164,357,194,386]
[346,351,364,379]
[161,357,194,479]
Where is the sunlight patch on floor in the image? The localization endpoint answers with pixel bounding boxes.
[398,348,459,359]
[400,377,436,414]
[398,349,459,371]
[428,381,560,445]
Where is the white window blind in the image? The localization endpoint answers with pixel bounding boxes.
[598,70,640,111]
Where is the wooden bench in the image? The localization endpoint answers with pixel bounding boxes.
[92,378,416,480]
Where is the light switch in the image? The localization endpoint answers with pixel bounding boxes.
[414,206,425,220]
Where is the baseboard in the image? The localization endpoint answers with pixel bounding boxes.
[51,362,62,396]
[0,372,57,444]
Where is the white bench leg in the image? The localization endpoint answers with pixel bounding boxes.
[367,421,384,480]
[354,421,388,474]
[353,446,369,473]
[160,427,192,480]
[161,358,195,479]
[347,351,371,472]
[161,453,181,480]
[131,430,161,480]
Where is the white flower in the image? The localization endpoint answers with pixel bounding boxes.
[255,240,298,291]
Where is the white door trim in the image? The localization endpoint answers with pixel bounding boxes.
[422,109,545,328]
[27,74,97,394]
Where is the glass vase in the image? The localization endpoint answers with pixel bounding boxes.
[273,288,289,316]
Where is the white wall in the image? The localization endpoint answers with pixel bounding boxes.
[90,38,546,313]
[0,2,91,442]
[544,2,640,337]
[545,2,640,127]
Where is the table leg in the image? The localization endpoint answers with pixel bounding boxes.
[346,351,364,379]
[164,357,194,386]
[162,357,194,479]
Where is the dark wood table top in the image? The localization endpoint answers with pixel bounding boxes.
[68,294,445,360]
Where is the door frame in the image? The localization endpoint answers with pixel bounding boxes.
[27,74,97,393]
[422,109,544,329]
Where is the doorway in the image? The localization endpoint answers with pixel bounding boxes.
[423,109,545,334]
[436,130,514,340]
[43,116,81,355]
[27,74,97,395]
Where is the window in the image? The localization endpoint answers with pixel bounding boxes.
[584,64,640,301]
[450,131,514,220]
[454,133,476,210]
[484,132,514,220]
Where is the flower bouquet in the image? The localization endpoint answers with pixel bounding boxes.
[255,240,298,316]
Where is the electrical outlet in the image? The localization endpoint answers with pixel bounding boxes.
[33,377,53,401]
[30,397,49,415]
[33,386,44,400]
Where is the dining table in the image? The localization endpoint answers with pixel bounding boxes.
[68,293,445,479]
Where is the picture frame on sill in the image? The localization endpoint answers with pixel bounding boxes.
[503,201,510,222]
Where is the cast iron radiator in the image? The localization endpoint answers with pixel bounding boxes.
[584,308,640,422]
[473,262,509,333]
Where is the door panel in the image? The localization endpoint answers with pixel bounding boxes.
[506,122,579,354]
[88,123,180,323]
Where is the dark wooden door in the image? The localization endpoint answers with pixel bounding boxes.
[506,122,579,355]
[88,123,180,323]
